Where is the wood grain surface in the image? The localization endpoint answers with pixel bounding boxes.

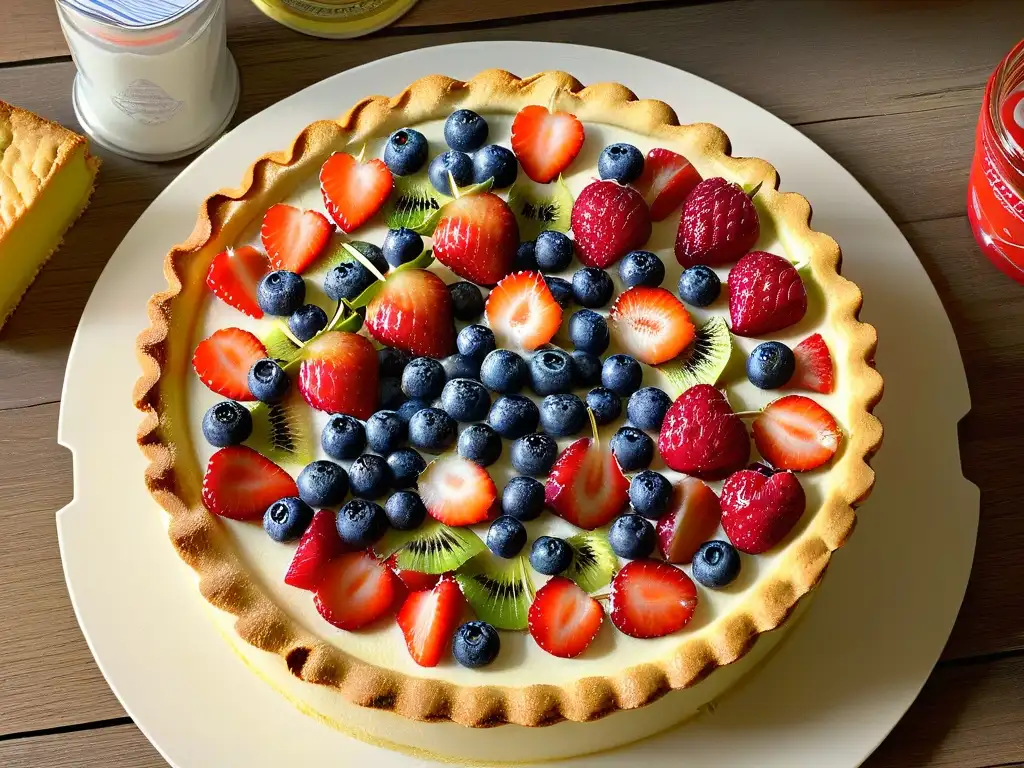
[0,0,1020,765]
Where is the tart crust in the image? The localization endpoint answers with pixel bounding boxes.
[134,70,883,728]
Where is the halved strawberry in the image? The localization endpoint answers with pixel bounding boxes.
[418,454,497,526]
[721,469,805,554]
[432,192,518,286]
[485,271,563,351]
[396,576,465,667]
[366,268,455,358]
[297,331,379,418]
[608,286,696,365]
[571,180,652,268]
[201,446,298,521]
[260,204,332,274]
[609,560,698,639]
[787,334,835,394]
[192,327,267,401]
[752,395,842,471]
[385,554,441,594]
[286,509,351,590]
[320,152,393,234]
[656,477,722,563]
[545,437,629,530]
[206,245,270,318]
[510,105,585,183]
[528,577,604,658]
[314,551,397,630]
[634,148,702,222]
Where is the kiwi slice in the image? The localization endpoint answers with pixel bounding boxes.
[384,175,449,234]
[455,552,535,630]
[506,175,573,242]
[261,322,302,364]
[564,531,618,593]
[245,390,313,467]
[376,519,485,574]
[659,316,733,396]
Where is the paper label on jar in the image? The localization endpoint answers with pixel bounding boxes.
[274,0,397,21]
[111,79,185,125]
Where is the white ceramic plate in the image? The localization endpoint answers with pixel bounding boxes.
[57,42,978,767]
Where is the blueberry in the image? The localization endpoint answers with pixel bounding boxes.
[448,281,484,321]
[479,349,527,394]
[534,231,574,272]
[529,349,574,396]
[618,250,665,288]
[297,460,349,507]
[288,303,328,342]
[322,414,366,460]
[692,540,742,588]
[346,241,389,275]
[384,490,427,531]
[263,497,314,542]
[628,470,672,519]
[610,426,654,471]
[458,423,503,466]
[501,476,546,521]
[457,324,496,362]
[408,407,457,452]
[486,515,528,559]
[747,341,796,390]
[571,350,602,387]
[401,357,446,400]
[608,513,656,559]
[627,387,672,431]
[378,347,411,378]
[248,359,290,403]
[539,393,587,437]
[544,275,573,308]
[488,394,540,439]
[383,127,428,176]
[444,109,488,152]
[678,265,721,307]
[472,144,518,188]
[201,401,252,447]
[440,378,491,422]
[257,270,305,316]
[379,376,405,410]
[442,353,481,382]
[387,448,427,489]
[586,387,622,425]
[348,454,391,499]
[324,260,375,302]
[510,433,558,476]
[515,241,538,272]
[429,150,473,196]
[336,498,388,548]
[530,536,574,576]
[568,309,609,355]
[382,227,424,267]
[598,142,644,184]
[572,267,614,308]
[452,620,500,668]
[602,354,643,397]
[396,398,431,423]
[365,410,407,454]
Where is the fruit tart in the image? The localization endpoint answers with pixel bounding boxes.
[135,70,882,762]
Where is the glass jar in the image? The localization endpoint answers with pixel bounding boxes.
[968,39,1024,283]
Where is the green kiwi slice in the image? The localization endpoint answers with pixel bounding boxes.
[563,530,618,593]
[376,519,485,574]
[659,315,733,396]
[455,552,535,630]
[261,322,302,364]
[384,175,449,234]
[506,175,573,242]
[245,390,313,467]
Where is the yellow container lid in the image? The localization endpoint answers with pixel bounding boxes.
[249,0,418,39]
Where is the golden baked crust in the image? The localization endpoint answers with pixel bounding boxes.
[134,70,883,727]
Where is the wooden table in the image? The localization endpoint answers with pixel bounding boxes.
[0,0,1021,765]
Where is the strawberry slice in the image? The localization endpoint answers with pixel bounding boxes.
[721,469,805,554]
[545,437,629,530]
[528,577,604,658]
[432,192,518,286]
[320,152,393,234]
[286,509,351,590]
[510,105,585,183]
[192,327,267,401]
[314,551,397,630]
[656,477,722,563]
[201,446,298,521]
[571,180,652,268]
[634,148,702,222]
[260,204,333,274]
[609,560,698,639]
[366,268,455,359]
[484,271,563,352]
[206,245,270,318]
[787,334,835,394]
[396,576,465,667]
[752,395,842,471]
[608,286,696,365]
[385,554,441,594]
[298,331,379,418]
[418,453,497,526]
